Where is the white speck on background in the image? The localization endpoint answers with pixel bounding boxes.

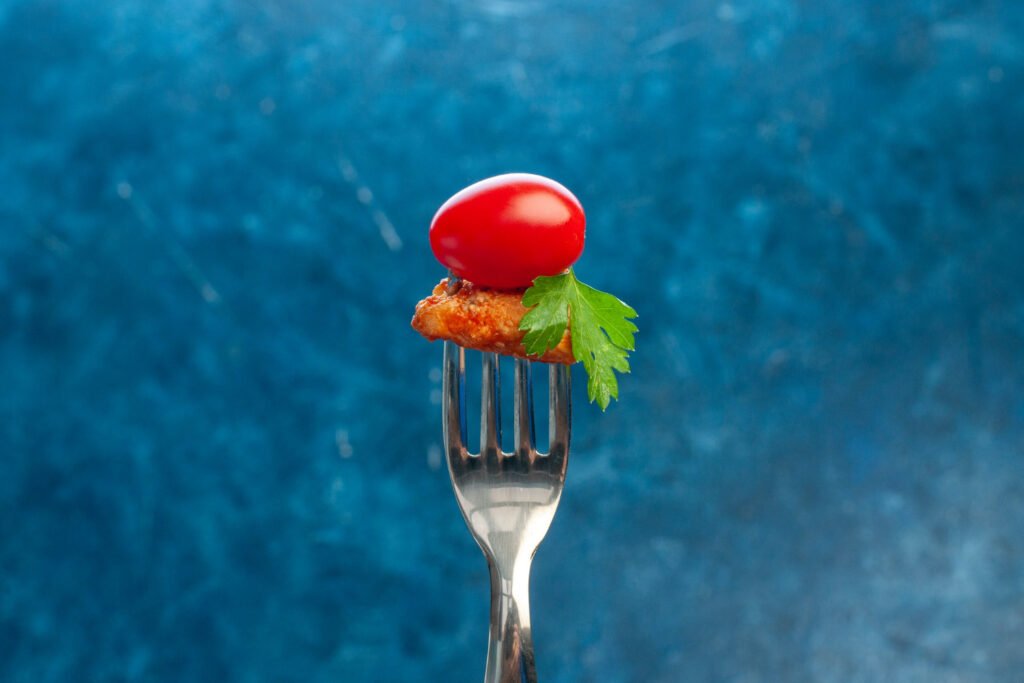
[427,444,442,470]
[338,155,403,251]
[335,428,354,458]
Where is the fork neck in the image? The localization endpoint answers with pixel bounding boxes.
[485,555,537,683]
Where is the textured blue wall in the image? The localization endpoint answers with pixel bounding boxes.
[2,1,1023,681]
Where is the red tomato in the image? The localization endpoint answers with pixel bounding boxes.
[429,173,585,289]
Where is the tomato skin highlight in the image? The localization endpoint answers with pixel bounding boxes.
[429,173,586,289]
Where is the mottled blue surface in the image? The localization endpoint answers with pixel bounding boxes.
[2,1,1023,681]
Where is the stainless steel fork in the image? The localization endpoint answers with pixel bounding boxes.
[442,341,571,683]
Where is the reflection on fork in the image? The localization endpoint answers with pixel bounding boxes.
[442,342,571,683]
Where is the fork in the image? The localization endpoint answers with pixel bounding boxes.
[442,341,572,683]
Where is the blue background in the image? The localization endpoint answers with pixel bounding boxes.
[2,1,1023,681]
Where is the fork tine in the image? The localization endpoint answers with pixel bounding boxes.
[513,358,536,459]
[547,364,571,474]
[480,352,502,466]
[442,342,468,464]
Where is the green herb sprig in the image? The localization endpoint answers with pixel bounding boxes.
[519,269,638,410]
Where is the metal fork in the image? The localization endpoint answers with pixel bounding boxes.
[442,341,571,683]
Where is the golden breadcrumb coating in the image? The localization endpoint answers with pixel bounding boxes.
[411,278,574,364]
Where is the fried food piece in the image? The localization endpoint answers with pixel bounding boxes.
[411,278,574,364]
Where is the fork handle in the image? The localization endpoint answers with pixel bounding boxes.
[484,558,537,683]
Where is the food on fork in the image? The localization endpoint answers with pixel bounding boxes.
[412,277,575,364]
[429,173,585,289]
[411,173,638,409]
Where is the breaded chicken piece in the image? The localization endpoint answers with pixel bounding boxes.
[411,278,574,364]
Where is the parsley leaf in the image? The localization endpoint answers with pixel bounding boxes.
[519,269,637,410]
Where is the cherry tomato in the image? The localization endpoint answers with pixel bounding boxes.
[429,173,585,289]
